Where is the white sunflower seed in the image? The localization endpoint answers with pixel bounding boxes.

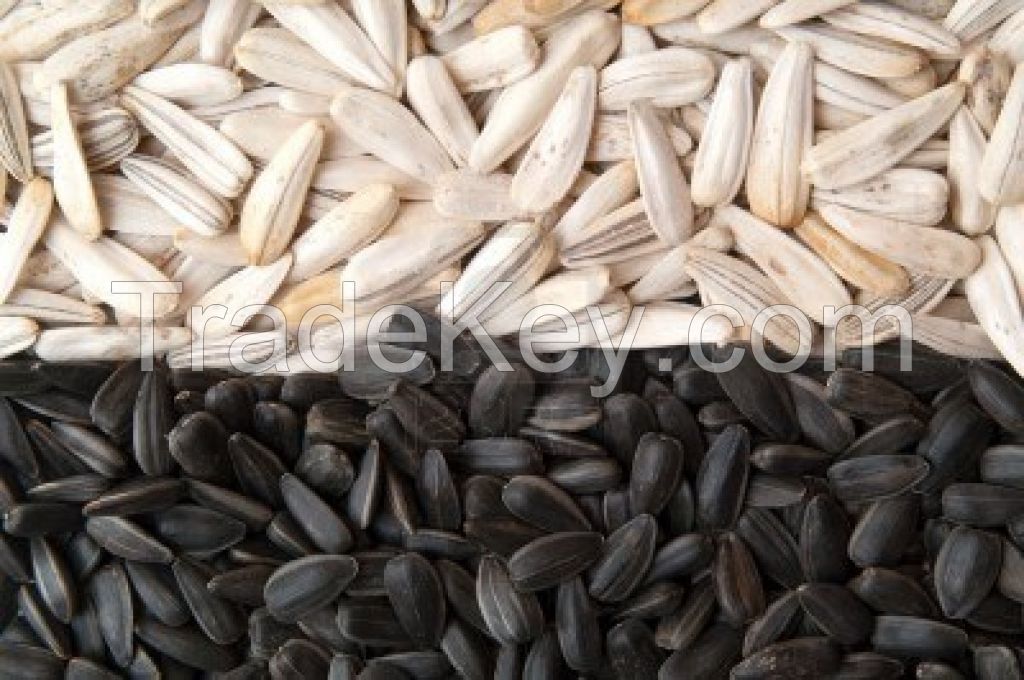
[0,177,54,303]
[629,99,694,246]
[598,47,715,110]
[966,235,1024,375]
[691,57,753,208]
[774,22,927,79]
[442,25,540,93]
[132,63,243,108]
[120,154,233,237]
[553,159,638,247]
[434,170,527,222]
[50,81,103,240]
[406,55,480,168]
[187,254,294,339]
[822,2,960,59]
[759,0,856,28]
[811,168,950,227]
[33,326,193,361]
[943,0,1024,41]
[0,60,33,182]
[233,27,352,96]
[0,288,105,324]
[622,0,714,26]
[948,106,997,236]
[0,316,39,359]
[978,63,1024,206]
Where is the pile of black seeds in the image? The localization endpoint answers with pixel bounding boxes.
[1,338,1024,679]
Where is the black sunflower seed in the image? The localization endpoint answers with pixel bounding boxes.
[88,563,133,667]
[204,378,255,433]
[871,616,967,662]
[713,532,765,626]
[416,449,460,532]
[523,627,563,679]
[208,565,275,608]
[660,622,741,680]
[848,495,920,568]
[50,423,126,478]
[785,373,855,455]
[588,514,657,603]
[167,411,232,483]
[388,381,464,451]
[15,391,92,424]
[18,584,73,659]
[731,636,841,680]
[135,619,240,672]
[294,443,354,503]
[436,559,488,635]
[799,493,852,584]
[71,598,106,663]
[336,600,412,648]
[751,444,832,476]
[280,373,344,412]
[915,401,994,493]
[64,533,102,581]
[796,583,873,645]
[374,651,450,679]
[655,576,716,651]
[696,424,750,532]
[252,401,302,465]
[476,554,543,644]
[28,475,110,504]
[154,504,247,554]
[934,525,1002,619]
[644,532,713,585]
[742,590,801,657]
[5,502,81,537]
[186,478,273,532]
[340,347,437,402]
[848,567,938,619]
[507,531,603,591]
[451,439,542,477]
[834,651,904,680]
[554,576,601,673]
[0,533,28,583]
[826,455,930,503]
[518,426,609,458]
[628,433,684,516]
[468,363,535,438]
[440,618,492,680]
[172,556,245,645]
[82,477,182,516]
[346,549,398,598]
[735,508,801,590]
[0,360,46,398]
[713,344,800,442]
[346,442,384,531]
[229,433,287,507]
[545,458,622,495]
[0,642,65,679]
[85,516,172,563]
[968,360,1024,434]
[248,607,298,659]
[841,415,925,461]
[974,645,1023,680]
[964,591,1023,633]
[386,464,420,536]
[383,552,446,647]
[266,511,317,558]
[941,482,1024,526]
[527,383,601,433]
[744,473,805,508]
[29,537,76,624]
[599,393,658,466]
[980,444,1024,488]
[365,405,421,476]
[65,656,120,680]
[998,538,1024,603]
[124,561,190,627]
[825,368,928,420]
[501,475,590,533]
[263,554,358,623]
[133,362,175,475]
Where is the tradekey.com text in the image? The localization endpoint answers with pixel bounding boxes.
[110,280,917,398]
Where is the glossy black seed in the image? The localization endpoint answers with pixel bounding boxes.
[155,504,247,554]
[731,637,841,680]
[714,344,800,442]
[713,532,765,626]
[137,618,240,672]
[834,652,904,680]
[742,590,801,657]
[941,482,1024,526]
[383,552,446,648]
[659,623,741,680]
[871,616,967,662]
[826,368,928,420]
[607,618,662,680]
[28,475,110,504]
[85,516,172,563]
[15,390,92,424]
[49,422,126,478]
[508,531,603,592]
[252,401,302,465]
[848,495,920,568]
[964,591,1023,633]
[88,563,133,667]
[517,426,608,458]
[546,457,621,495]
[29,537,76,624]
[980,444,1024,488]
[5,503,81,537]
[416,449,460,532]
[186,478,273,532]
[375,651,450,680]
[468,363,535,438]
[969,360,1024,434]
[346,441,383,531]
[785,373,856,455]
[266,511,317,558]
[440,618,492,680]
[736,508,801,590]
[340,347,437,402]
[796,583,873,645]
[644,532,713,585]
[934,525,1002,619]
[476,554,543,645]
[673,361,727,405]
[745,473,805,508]
[295,443,354,502]
[264,554,358,623]
[974,645,1023,680]
[842,416,925,460]
[695,424,750,531]
[798,494,852,584]
[501,475,590,533]
[204,378,255,433]
[0,407,44,481]
[83,476,182,516]
[172,556,245,645]
[124,561,191,627]
[208,565,275,608]
[365,405,421,476]
[18,584,72,659]
[451,438,542,477]
[827,455,930,503]
[588,514,657,603]
[0,360,46,398]
[527,383,601,433]
[555,577,602,673]
[388,380,464,451]
[916,401,994,493]
[168,411,232,483]
[280,473,353,554]
[133,362,176,475]
[655,576,716,651]
[522,627,563,680]
[0,642,65,679]
[65,656,120,680]
[336,600,412,648]
[629,433,684,516]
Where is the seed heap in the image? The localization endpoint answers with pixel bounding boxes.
[0,339,1023,678]
[0,0,1020,372]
